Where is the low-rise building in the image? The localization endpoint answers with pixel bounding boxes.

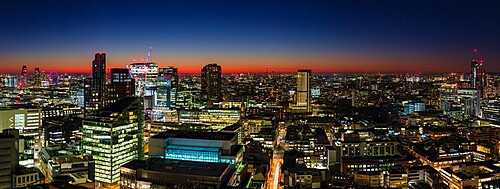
[120,159,233,189]
[39,146,94,183]
[149,130,243,165]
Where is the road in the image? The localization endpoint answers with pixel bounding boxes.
[267,122,286,189]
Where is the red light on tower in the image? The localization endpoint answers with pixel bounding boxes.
[474,49,477,52]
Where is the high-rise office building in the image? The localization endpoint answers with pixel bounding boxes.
[106,68,135,106]
[156,67,178,107]
[201,63,222,101]
[129,62,158,97]
[84,53,106,113]
[82,97,144,185]
[440,88,479,120]
[296,69,311,112]
[34,67,41,87]
[470,60,483,90]
[470,59,483,117]
[20,65,27,88]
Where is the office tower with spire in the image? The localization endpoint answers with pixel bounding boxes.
[471,49,484,117]
[84,53,106,113]
[471,60,483,90]
[296,69,312,112]
[201,63,222,102]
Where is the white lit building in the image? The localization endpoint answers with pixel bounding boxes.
[129,62,158,97]
[0,107,43,165]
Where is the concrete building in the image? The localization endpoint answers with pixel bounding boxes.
[178,108,241,130]
[0,129,19,189]
[39,146,94,183]
[0,106,42,165]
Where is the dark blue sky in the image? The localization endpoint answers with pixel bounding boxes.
[1,0,499,73]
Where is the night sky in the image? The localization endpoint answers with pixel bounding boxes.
[1,0,499,74]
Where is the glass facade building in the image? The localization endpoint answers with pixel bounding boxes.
[165,144,221,163]
[82,97,144,185]
[156,67,178,107]
[403,102,425,115]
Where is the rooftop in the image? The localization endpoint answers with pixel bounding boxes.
[122,158,230,177]
[152,130,237,141]
[96,97,138,115]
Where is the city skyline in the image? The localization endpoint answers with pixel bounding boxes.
[1,1,500,188]
[1,0,500,74]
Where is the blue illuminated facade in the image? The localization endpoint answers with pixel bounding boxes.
[149,131,242,165]
[404,102,425,115]
[165,144,221,163]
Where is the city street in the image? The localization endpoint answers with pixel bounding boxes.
[267,122,286,189]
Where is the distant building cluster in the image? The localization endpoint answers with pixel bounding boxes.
[0,50,498,189]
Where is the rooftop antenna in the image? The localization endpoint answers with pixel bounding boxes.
[473,48,479,61]
[146,47,152,62]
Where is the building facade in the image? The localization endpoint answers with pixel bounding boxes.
[295,69,311,112]
[107,68,135,106]
[129,62,158,97]
[201,64,222,102]
[156,67,178,107]
[149,131,243,165]
[82,97,144,185]
[84,53,106,113]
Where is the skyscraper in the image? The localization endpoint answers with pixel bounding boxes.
[34,67,41,87]
[470,59,484,117]
[106,68,135,106]
[129,62,158,97]
[82,97,144,185]
[93,53,107,82]
[470,59,483,90]
[18,65,28,89]
[296,69,311,112]
[201,63,222,102]
[84,53,106,113]
[156,67,178,107]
